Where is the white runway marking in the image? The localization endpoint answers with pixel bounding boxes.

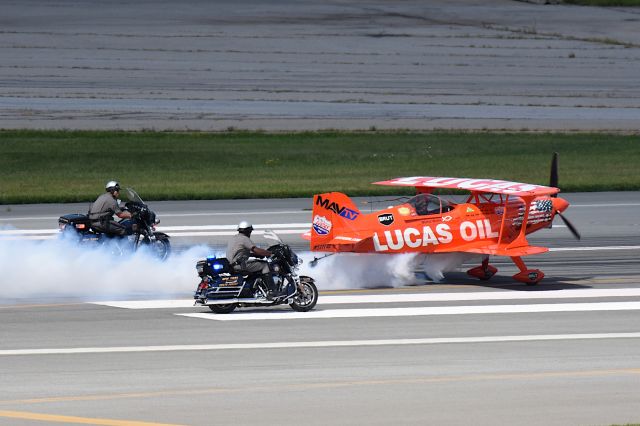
[2,332,640,356]
[0,223,310,239]
[1,202,638,223]
[93,287,640,310]
[177,302,640,321]
[0,211,309,222]
[550,246,640,252]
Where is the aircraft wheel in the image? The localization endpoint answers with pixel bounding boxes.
[513,269,544,286]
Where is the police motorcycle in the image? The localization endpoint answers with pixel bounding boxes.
[194,230,318,314]
[58,188,171,260]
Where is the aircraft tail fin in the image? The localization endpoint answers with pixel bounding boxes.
[310,192,364,251]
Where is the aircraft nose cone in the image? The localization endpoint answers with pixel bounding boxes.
[553,197,570,213]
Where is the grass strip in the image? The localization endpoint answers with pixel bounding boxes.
[1,130,639,204]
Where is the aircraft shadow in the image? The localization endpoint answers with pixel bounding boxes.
[412,271,595,291]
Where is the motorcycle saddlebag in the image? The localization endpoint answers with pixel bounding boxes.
[58,213,91,232]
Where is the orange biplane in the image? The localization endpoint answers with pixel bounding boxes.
[304,154,579,285]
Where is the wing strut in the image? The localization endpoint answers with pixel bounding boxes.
[497,194,510,246]
[507,195,534,250]
[496,195,535,249]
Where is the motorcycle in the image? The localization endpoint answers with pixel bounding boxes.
[57,188,171,260]
[193,230,318,314]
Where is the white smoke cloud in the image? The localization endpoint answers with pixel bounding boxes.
[418,252,483,282]
[298,251,482,290]
[0,236,211,302]
[0,233,485,303]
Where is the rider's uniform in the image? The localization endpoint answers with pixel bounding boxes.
[226,233,269,274]
[89,192,127,236]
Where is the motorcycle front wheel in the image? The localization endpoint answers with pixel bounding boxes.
[209,304,237,314]
[142,232,171,260]
[290,276,318,312]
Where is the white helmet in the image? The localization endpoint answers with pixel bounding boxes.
[105,180,121,193]
[237,221,253,235]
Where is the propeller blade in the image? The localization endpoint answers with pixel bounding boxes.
[550,152,559,196]
[556,211,581,240]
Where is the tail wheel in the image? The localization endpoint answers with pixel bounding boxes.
[290,277,318,312]
[209,304,237,314]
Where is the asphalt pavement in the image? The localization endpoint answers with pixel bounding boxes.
[1,193,639,425]
[1,0,639,131]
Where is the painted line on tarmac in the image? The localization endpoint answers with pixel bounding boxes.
[178,301,640,321]
[1,202,638,223]
[0,223,311,240]
[93,287,640,310]
[0,410,182,426]
[550,246,640,252]
[1,201,638,226]
[0,223,309,235]
[0,211,308,222]
[2,332,640,356]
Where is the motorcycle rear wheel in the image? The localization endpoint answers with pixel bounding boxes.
[209,304,237,314]
[290,277,318,312]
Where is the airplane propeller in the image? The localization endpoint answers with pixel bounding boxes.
[549,152,581,240]
[550,151,559,189]
[556,210,581,240]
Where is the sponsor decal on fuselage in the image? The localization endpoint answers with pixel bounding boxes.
[378,213,394,226]
[316,196,360,220]
[312,215,332,235]
[373,219,499,251]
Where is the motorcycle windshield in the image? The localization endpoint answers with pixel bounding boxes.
[124,188,145,205]
[262,229,283,243]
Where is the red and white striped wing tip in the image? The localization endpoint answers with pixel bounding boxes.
[373,177,559,197]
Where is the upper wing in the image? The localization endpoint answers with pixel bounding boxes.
[373,176,559,197]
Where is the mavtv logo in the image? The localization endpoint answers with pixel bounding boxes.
[316,196,360,220]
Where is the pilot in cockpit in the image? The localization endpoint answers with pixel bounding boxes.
[407,193,452,216]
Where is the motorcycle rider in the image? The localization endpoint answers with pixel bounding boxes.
[227,221,282,300]
[88,181,133,237]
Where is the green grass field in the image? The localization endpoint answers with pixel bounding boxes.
[1,130,639,204]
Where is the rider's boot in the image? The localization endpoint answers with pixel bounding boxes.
[262,273,282,300]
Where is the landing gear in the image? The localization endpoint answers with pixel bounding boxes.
[511,256,544,286]
[466,257,497,280]
[466,256,544,285]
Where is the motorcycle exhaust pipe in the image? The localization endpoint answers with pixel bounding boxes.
[204,298,273,305]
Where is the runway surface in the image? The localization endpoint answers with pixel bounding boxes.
[1,0,639,131]
[1,192,639,425]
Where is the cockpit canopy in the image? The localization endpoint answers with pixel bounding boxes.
[405,193,453,216]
